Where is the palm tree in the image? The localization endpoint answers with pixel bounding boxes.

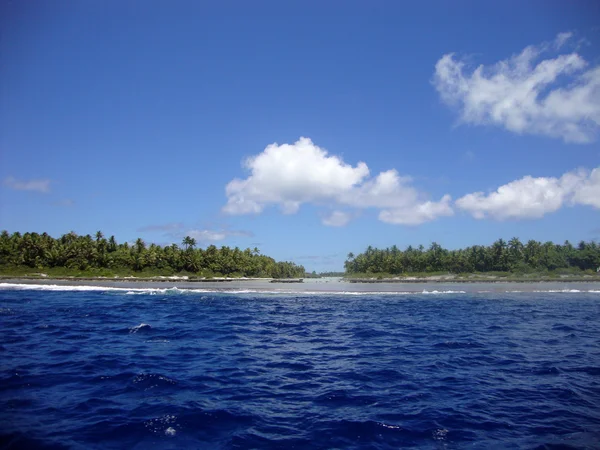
[182,236,196,251]
[108,235,117,252]
[508,237,523,269]
[135,238,146,254]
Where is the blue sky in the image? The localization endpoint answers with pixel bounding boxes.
[1,1,599,271]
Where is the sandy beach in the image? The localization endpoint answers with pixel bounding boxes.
[2,276,599,294]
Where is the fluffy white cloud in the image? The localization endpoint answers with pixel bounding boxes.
[433,33,600,143]
[3,176,51,193]
[572,167,600,208]
[456,167,600,220]
[223,137,369,215]
[223,137,453,226]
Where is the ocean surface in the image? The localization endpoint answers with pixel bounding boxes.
[1,282,600,449]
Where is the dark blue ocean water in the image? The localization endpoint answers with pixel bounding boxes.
[1,284,600,449]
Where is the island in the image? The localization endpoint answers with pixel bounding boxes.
[1,232,599,284]
[0,231,305,280]
[343,239,600,283]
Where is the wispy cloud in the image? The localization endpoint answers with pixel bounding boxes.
[189,229,253,242]
[139,222,253,243]
[187,229,227,242]
[223,137,453,226]
[433,32,600,143]
[3,176,52,193]
[322,210,353,227]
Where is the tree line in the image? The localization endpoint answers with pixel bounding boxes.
[345,238,600,275]
[0,231,305,278]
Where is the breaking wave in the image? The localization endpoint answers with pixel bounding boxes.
[1,282,599,296]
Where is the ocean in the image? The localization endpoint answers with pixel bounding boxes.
[1,282,600,449]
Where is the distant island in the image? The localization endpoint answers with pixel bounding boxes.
[1,232,599,283]
[0,231,305,279]
[344,239,600,282]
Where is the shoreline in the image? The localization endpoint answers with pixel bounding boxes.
[2,277,600,295]
[2,274,599,284]
[345,277,600,283]
[0,275,275,283]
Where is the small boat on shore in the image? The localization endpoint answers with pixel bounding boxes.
[270,278,304,283]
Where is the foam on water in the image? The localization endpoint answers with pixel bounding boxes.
[0,282,130,292]
[0,283,190,295]
[129,323,152,333]
[422,290,467,294]
[0,284,489,297]
[1,282,600,296]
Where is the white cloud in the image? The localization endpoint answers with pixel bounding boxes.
[185,229,253,243]
[322,210,352,227]
[456,176,572,220]
[223,137,453,226]
[456,167,600,220]
[3,176,51,193]
[433,32,600,143]
[572,167,600,208]
[188,229,227,242]
[379,195,454,225]
[554,32,573,49]
[139,223,252,243]
[223,137,369,215]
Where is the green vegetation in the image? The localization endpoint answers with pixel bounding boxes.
[345,239,600,277]
[0,231,305,279]
[318,271,346,277]
[303,271,346,278]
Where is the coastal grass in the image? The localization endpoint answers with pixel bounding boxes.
[345,268,599,282]
[0,265,189,279]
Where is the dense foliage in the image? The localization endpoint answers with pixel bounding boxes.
[345,239,600,275]
[0,231,305,278]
